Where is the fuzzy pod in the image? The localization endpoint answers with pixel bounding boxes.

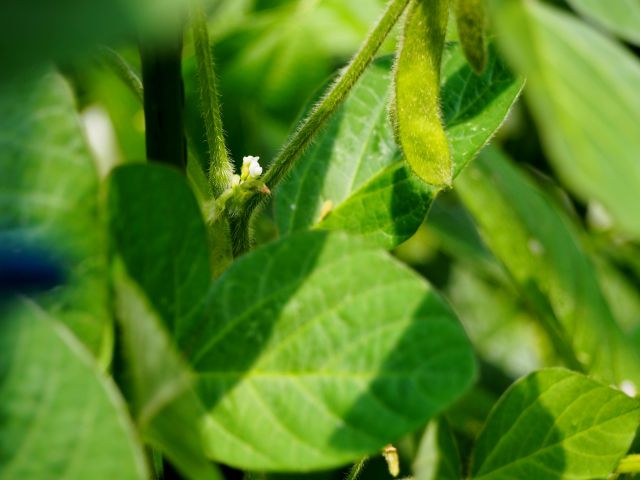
[393,0,452,188]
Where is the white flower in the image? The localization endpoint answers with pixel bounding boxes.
[249,160,262,178]
[241,155,262,179]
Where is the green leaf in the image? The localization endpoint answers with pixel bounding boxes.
[186,231,476,471]
[275,45,523,249]
[489,0,640,239]
[455,0,488,74]
[107,163,211,340]
[456,147,640,386]
[414,418,461,480]
[113,268,223,480]
[470,368,640,480]
[567,0,640,46]
[0,301,148,480]
[394,0,452,187]
[0,68,109,358]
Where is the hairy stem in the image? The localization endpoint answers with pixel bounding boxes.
[230,0,411,256]
[97,46,144,102]
[190,0,234,197]
[140,30,186,169]
[263,0,410,189]
[345,457,368,480]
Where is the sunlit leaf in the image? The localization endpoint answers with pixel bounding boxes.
[186,231,476,471]
[275,44,523,249]
[470,368,640,480]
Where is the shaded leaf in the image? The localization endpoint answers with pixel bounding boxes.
[113,268,223,480]
[456,147,640,386]
[0,68,108,357]
[107,163,211,341]
[186,231,476,471]
[470,368,640,480]
[0,301,148,480]
[490,0,640,239]
[275,44,523,249]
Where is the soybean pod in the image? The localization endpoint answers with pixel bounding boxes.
[394,0,452,188]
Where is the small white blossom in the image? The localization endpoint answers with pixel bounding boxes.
[249,160,262,178]
[241,155,262,180]
[243,155,260,166]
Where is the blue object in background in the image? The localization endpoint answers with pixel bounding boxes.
[0,245,65,295]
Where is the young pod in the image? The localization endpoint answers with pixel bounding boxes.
[393,0,452,188]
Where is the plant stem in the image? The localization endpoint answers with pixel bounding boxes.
[345,457,367,480]
[263,0,410,189]
[97,46,144,102]
[229,0,411,255]
[190,0,234,198]
[615,454,640,474]
[140,29,187,170]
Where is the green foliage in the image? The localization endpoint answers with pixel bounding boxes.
[276,45,523,248]
[489,0,640,240]
[0,68,109,358]
[394,0,452,187]
[2,0,640,478]
[187,231,476,470]
[0,302,148,480]
[107,164,211,339]
[470,369,640,480]
[456,147,640,386]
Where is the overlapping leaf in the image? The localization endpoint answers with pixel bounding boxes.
[490,0,640,239]
[456,147,640,386]
[0,302,148,480]
[186,231,476,471]
[0,68,108,357]
[470,369,640,480]
[107,163,211,341]
[113,270,223,480]
[275,44,523,249]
